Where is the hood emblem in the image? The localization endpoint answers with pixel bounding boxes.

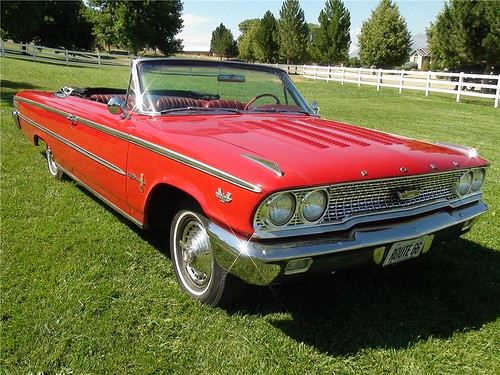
[216,188,232,204]
[397,189,421,201]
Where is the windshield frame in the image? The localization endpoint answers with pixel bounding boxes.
[129,58,314,116]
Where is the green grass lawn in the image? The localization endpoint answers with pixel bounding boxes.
[1,57,499,374]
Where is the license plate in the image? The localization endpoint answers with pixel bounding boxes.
[383,235,430,266]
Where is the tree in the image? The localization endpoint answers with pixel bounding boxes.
[238,19,260,37]
[254,11,279,63]
[1,2,44,45]
[87,0,183,55]
[210,23,238,59]
[38,1,94,50]
[1,1,94,50]
[358,0,412,68]
[278,0,310,64]
[427,0,500,71]
[313,0,351,65]
[238,20,260,62]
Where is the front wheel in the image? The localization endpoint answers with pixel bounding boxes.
[170,208,244,307]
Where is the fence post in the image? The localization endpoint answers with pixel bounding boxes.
[314,65,318,80]
[377,69,382,90]
[65,50,69,66]
[456,72,464,103]
[341,67,345,85]
[98,51,101,66]
[302,64,306,78]
[399,70,405,93]
[1,40,4,56]
[358,67,362,87]
[327,66,331,82]
[425,71,432,96]
[495,74,500,108]
[32,44,36,61]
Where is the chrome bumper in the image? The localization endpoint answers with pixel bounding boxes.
[208,201,488,285]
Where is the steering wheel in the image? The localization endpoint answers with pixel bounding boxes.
[244,93,281,110]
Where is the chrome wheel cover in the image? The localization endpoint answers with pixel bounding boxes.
[174,212,213,296]
[46,145,60,177]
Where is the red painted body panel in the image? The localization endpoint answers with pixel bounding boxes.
[14,89,489,238]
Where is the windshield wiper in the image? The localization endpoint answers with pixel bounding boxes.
[160,107,241,115]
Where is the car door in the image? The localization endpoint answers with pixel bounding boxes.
[65,98,132,216]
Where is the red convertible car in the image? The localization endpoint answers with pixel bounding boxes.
[13,59,489,306]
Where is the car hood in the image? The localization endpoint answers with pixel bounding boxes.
[146,114,488,191]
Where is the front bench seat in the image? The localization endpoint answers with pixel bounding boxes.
[204,99,245,110]
[154,97,207,112]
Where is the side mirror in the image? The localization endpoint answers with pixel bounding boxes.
[311,101,320,115]
[107,97,130,118]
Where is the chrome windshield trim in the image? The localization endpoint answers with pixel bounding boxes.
[128,135,262,193]
[17,112,127,176]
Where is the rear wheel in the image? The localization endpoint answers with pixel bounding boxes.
[45,144,66,180]
[170,207,244,307]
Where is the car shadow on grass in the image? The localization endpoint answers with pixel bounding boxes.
[0,80,41,106]
[229,239,500,356]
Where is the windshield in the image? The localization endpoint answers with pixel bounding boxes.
[132,59,313,115]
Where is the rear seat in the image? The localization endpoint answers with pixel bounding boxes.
[90,94,135,109]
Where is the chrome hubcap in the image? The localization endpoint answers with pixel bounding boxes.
[177,218,212,291]
[46,146,59,176]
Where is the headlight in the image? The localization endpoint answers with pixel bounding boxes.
[456,171,473,196]
[301,190,328,222]
[266,193,295,226]
[470,168,485,192]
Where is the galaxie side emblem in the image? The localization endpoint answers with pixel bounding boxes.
[216,188,232,204]
[128,173,146,193]
[397,189,421,201]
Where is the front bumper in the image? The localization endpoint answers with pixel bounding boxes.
[208,201,488,285]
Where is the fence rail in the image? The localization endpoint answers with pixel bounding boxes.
[2,40,499,108]
[275,64,499,108]
[1,40,130,68]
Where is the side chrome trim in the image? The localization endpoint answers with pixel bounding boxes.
[60,166,143,228]
[128,135,262,193]
[16,96,262,193]
[17,112,127,176]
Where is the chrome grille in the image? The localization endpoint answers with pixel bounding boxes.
[324,172,460,222]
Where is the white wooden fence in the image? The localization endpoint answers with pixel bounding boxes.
[278,64,499,108]
[2,40,499,108]
[0,40,130,68]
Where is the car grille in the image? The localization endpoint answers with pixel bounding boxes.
[320,171,461,223]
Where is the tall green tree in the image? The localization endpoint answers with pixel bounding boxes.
[1,2,45,45]
[427,0,500,71]
[87,0,183,55]
[358,0,412,68]
[210,23,238,59]
[39,1,94,50]
[278,0,310,64]
[238,20,260,62]
[313,0,351,65]
[255,11,279,63]
[1,1,94,50]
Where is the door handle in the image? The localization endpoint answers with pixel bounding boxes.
[67,114,78,125]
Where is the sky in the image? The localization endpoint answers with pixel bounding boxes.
[179,0,444,53]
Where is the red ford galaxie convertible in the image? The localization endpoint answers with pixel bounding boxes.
[13,59,489,306]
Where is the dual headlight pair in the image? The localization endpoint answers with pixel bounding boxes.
[456,168,486,197]
[257,189,328,227]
